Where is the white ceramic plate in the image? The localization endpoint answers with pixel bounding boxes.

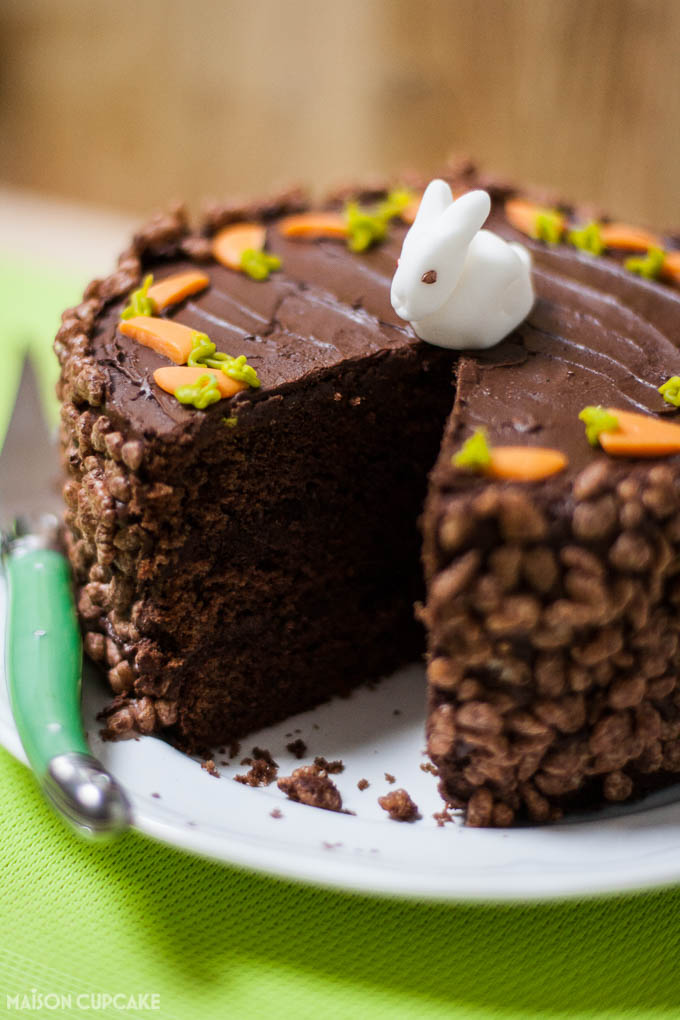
[4,579,680,901]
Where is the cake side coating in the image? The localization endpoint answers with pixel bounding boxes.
[422,190,680,826]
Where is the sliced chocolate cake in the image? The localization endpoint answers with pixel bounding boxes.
[55,187,458,751]
[55,160,680,825]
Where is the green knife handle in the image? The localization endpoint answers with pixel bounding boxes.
[6,545,87,774]
[5,539,130,838]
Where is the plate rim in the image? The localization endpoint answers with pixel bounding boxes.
[4,574,680,902]
[3,727,680,903]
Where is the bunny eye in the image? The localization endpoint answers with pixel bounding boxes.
[421,270,437,284]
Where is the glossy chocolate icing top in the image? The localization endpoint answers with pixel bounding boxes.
[90,187,680,476]
[455,203,680,476]
[91,226,415,439]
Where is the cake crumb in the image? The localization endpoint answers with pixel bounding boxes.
[314,755,344,774]
[270,808,283,819]
[229,739,241,759]
[384,772,396,784]
[357,778,369,791]
[420,762,439,776]
[278,765,343,813]
[235,757,278,787]
[252,746,278,767]
[201,759,220,778]
[286,738,307,759]
[378,788,420,822]
[433,808,455,827]
[240,757,253,766]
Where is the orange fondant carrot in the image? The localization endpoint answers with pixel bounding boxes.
[599,222,662,252]
[278,211,348,240]
[504,198,565,243]
[119,316,196,365]
[147,271,210,311]
[153,365,245,399]
[487,446,567,481]
[598,408,680,458]
[661,250,680,285]
[505,198,539,236]
[213,222,267,270]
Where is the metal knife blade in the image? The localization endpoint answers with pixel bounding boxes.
[1,357,130,839]
[0,358,62,528]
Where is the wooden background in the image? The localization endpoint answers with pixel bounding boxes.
[1,0,679,227]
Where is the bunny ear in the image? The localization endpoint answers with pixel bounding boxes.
[411,179,453,233]
[436,189,491,245]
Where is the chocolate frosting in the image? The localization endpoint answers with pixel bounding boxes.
[456,203,680,477]
[91,189,680,481]
[92,230,415,441]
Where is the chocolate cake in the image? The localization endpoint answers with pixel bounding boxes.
[55,160,680,826]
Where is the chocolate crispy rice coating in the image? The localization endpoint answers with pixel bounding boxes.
[422,192,680,827]
[55,181,462,752]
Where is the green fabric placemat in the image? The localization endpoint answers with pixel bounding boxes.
[3,747,680,1020]
[0,255,76,439]
[2,255,680,1019]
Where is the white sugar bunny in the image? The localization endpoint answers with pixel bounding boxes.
[391,179,534,349]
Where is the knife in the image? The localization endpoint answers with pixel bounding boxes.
[1,358,130,838]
